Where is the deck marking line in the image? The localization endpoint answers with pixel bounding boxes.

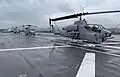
[102,43,120,45]
[0,45,70,51]
[76,53,95,77]
[72,46,120,57]
[97,44,120,50]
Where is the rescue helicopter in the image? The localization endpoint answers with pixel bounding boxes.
[9,25,36,35]
[49,10,120,44]
[12,27,20,34]
[24,25,36,36]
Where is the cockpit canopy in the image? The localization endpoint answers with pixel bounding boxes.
[84,24,105,32]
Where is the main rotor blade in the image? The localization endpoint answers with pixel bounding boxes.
[51,14,78,21]
[51,10,120,21]
[83,10,120,15]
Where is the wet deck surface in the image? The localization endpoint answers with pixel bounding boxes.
[0,33,120,77]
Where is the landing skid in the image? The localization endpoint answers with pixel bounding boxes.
[54,38,101,45]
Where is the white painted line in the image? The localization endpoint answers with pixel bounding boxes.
[97,44,120,50]
[0,45,70,52]
[82,44,96,47]
[72,46,120,57]
[76,53,95,77]
[102,43,120,45]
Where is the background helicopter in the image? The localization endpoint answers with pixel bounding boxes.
[3,24,38,36]
[49,10,120,44]
[12,27,20,34]
[23,25,36,36]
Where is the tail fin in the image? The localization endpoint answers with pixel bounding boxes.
[50,25,55,33]
[49,18,55,33]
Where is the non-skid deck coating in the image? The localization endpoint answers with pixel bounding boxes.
[0,33,120,77]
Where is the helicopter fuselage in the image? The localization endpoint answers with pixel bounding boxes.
[59,20,112,43]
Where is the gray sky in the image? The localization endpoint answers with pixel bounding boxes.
[0,0,120,28]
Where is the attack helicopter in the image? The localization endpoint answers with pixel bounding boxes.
[49,10,120,44]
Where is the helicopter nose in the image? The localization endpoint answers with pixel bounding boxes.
[106,31,112,37]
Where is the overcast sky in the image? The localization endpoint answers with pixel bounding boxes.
[0,0,120,28]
